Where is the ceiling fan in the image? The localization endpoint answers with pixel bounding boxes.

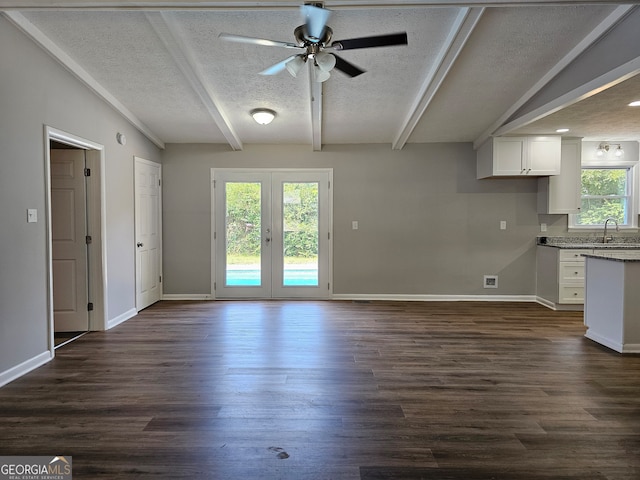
[219,3,408,82]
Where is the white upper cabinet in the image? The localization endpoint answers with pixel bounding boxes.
[477,136,561,179]
[538,138,582,214]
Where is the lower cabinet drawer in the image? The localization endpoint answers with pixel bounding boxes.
[559,249,589,261]
[559,263,585,282]
[559,284,584,303]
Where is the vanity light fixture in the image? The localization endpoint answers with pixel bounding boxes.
[251,108,276,125]
[596,142,623,157]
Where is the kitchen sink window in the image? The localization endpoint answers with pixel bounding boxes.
[570,165,638,229]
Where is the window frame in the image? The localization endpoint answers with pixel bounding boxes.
[569,160,639,231]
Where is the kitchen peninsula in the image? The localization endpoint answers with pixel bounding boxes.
[583,250,640,353]
[536,236,640,310]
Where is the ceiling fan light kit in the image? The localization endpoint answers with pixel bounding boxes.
[219,3,408,81]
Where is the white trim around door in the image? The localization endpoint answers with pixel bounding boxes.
[45,126,108,357]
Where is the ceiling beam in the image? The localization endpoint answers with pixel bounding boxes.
[493,56,640,139]
[0,0,626,10]
[2,11,165,149]
[474,4,634,148]
[145,12,242,150]
[392,7,483,150]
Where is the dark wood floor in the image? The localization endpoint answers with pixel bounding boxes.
[2,300,640,479]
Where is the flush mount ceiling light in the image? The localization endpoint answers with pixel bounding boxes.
[556,128,570,133]
[596,142,624,157]
[628,100,640,107]
[251,108,276,125]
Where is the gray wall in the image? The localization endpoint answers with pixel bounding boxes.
[0,16,161,378]
[162,143,541,297]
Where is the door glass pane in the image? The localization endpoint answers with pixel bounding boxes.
[225,182,261,286]
[282,182,318,286]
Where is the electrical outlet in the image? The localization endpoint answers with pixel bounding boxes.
[483,275,498,289]
[540,223,547,232]
[352,221,358,230]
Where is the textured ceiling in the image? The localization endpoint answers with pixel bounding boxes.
[4,1,640,150]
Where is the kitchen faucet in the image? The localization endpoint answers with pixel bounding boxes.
[603,217,619,243]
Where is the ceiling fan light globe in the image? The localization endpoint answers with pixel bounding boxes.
[314,66,331,83]
[316,52,336,72]
[286,55,306,77]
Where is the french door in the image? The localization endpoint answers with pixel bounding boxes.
[213,169,332,299]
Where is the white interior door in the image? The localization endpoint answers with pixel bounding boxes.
[135,157,162,310]
[213,169,331,299]
[51,149,89,332]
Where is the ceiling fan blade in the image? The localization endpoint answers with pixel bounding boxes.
[301,4,332,41]
[330,32,408,51]
[333,54,366,78]
[259,55,299,76]
[219,33,302,50]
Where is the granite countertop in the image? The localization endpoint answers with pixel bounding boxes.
[537,236,640,250]
[582,251,640,262]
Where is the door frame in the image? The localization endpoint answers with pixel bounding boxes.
[210,168,333,300]
[45,126,107,357]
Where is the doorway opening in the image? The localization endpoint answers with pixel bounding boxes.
[45,127,107,354]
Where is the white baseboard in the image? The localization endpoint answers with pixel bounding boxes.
[585,330,623,353]
[584,331,640,354]
[622,343,640,353]
[536,297,585,311]
[0,350,52,388]
[161,293,539,303]
[162,294,213,301]
[332,294,538,302]
[536,296,557,310]
[107,307,137,330]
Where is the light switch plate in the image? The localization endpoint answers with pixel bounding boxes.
[352,221,359,230]
[27,209,38,223]
[500,220,507,230]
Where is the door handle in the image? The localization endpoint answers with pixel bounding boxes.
[137,242,144,247]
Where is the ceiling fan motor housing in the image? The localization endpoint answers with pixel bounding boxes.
[294,25,332,46]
